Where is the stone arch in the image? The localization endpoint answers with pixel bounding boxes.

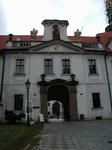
[38,77,78,122]
[48,84,70,120]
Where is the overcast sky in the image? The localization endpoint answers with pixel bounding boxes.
[0,0,108,36]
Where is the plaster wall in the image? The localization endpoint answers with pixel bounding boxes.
[1,52,112,120]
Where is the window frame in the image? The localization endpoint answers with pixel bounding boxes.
[44,59,53,74]
[62,59,70,74]
[92,93,101,108]
[15,59,25,75]
[88,59,97,74]
[14,94,23,111]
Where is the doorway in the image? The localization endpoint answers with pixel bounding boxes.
[48,85,70,120]
[38,78,78,122]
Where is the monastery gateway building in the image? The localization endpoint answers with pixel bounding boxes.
[0,19,112,122]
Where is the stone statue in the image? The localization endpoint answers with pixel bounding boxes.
[30,28,38,40]
[52,25,60,39]
[9,34,13,41]
[74,29,81,41]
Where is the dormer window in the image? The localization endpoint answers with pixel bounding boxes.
[82,43,98,49]
[52,25,60,39]
[19,42,31,47]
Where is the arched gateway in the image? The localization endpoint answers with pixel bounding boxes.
[38,74,78,122]
[48,85,70,120]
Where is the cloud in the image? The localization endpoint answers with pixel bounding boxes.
[57,0,107,35]
[0,1,8,34]
[0,0,107,36]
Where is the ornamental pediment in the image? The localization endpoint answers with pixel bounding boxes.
[29,39,85,54]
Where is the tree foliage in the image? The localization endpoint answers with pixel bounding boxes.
[5,110,25,124]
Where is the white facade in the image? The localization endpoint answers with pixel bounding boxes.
[0,19,112,121]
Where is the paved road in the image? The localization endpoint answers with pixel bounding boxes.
[38,119,112,150]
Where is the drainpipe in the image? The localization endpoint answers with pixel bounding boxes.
[0,55,5,102]
[104,54,112,111]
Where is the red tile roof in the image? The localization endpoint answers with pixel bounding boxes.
[96,31,112,50]
[69,31,112,50]
[0,32,112,51]
[68,36,97,43]
[0,36,9,49]
[0,35,43,50]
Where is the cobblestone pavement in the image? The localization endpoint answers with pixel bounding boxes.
[38,119,112,150]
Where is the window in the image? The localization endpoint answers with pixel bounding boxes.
[44,59,53,74]
[19,42,31,47]
[62,59,70,74]
[14,95,23,111]
[88,59,97,74]
[16,59,24,74]
[92,93,101,108]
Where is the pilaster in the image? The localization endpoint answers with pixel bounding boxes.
[40,86,48,122]
[69,86,78,121]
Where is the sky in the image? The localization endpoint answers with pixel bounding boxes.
[0,0,108,36]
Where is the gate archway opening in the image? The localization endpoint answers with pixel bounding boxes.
[47,100,64,119]
[38,77,78,122]
[48,85,70,121]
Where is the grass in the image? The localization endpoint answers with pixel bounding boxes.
[0,123,44,150]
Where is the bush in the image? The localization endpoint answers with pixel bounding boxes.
[5,110,25,124]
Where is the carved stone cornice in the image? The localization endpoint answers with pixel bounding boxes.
[38,78,78,86]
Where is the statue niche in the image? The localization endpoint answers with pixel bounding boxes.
[52,25,60,39]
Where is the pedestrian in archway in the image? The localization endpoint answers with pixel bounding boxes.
[57,110,60,119]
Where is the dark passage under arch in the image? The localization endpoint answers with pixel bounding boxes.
[48,85,70,120]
